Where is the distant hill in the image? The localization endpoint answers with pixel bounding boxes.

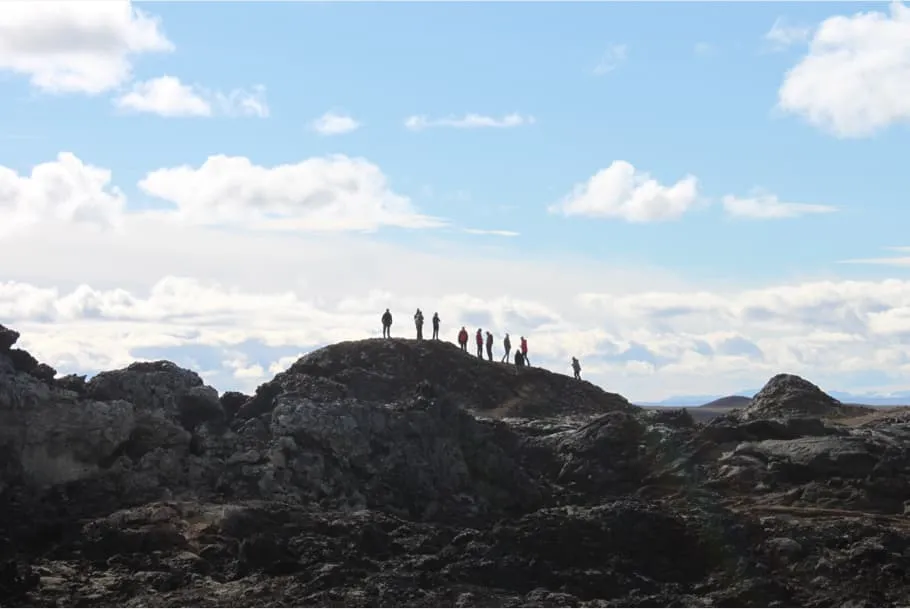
[700,395,751,409]
[637,389,910,408]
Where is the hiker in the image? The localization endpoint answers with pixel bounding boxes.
[432,312,440,340]
[381,308,393,338]
[457,326,468,352]
[475,329,484,358]
[485,331,494,361]
[514,349,524,367]
[520,336,529,366]
[571,356,581,380]
[414,308,424,340]
[501,333,511,362]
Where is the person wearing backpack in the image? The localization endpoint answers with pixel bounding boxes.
[475,329,484,358]
[571,356,582,380]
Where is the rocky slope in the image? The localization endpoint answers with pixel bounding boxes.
[2,324,910,607]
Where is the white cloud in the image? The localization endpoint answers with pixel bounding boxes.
[549,160,700,222]
[0,152,125,237]
[777,2,910,137]
[0,0,173,95]
[764,17,812,51]
[309,111,361,135]
[404,113,535,131]
[722,193,837,219]
[114,75,209,117]
[6,154,910,402]
[137,154,442,231]
[593,44,628,75]
[840,246,910,267]
[114,76,268,118]
[10,261,910,401]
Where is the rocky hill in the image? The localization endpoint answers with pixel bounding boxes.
[2,323,910,607]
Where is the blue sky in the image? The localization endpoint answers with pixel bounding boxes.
[2,1,910,402]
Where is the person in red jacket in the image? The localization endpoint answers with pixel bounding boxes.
[475,328,484,358]
[520,336,529,366]
[457,326,468,352]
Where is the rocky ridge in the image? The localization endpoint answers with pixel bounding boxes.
[2,324,910,607]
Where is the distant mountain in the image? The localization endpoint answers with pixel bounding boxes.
[636,389,910,408]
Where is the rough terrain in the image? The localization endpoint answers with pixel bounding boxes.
[2,325,910,607]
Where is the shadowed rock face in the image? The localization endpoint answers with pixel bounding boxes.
[3,324,910,607]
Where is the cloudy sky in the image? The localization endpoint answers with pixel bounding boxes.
[2,1,910,402]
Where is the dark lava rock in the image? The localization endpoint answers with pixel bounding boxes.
[0,324,18,353]
[219,391,249,422]
[3,324,910,607]
[741,373,872,421]
[56,373,87,394]
[250,338,633,420]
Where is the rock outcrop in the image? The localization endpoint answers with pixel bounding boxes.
[3,323,910,607]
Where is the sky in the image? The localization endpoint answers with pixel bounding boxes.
[2,0,910,403]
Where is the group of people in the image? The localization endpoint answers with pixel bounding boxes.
[380,308,583,380]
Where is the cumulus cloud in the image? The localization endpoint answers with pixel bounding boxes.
[593,44,628,75]
[309,111,361,135]
[722,193,837,219]
[10,264,910,401]
[114,76,268,118]
[0,0,173,94]
[404,113,535,131]
[4,154,909,402]
[0,152,125,237]
[137,154,442,231]
[549,160,700,222]
[777,2,910,137]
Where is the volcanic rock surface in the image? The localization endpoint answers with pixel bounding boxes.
[2,324,910,607]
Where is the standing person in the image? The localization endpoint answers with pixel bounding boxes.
[485,331,494,361]
[475,329,484,358]
[571,356,582,380]
[432,312,440,340]
[414,308,424,340]
[501,333,511,362]
[514,349,524,367]
[381,308,393,338]
[520,336,529,366]
[458,326,468,352]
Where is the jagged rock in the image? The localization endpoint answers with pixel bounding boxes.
[0,324,18,352]
[86,360,219,423]
[177,385,223,431]
[219,390,249,422]
[741,374,872,421]
[31,363,56,382]
[7,349,38,375]
[56,374,87,395]
[263,338,633,419]
[3,324,910,607]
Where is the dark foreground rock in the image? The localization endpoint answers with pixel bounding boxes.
[3,326,910,607]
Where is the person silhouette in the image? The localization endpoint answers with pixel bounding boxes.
[381,308,393,338]
[572,356,581,380]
